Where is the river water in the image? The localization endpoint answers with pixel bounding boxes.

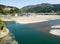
[0,22,60,44]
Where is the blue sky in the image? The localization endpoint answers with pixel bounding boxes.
[0,0,60,8]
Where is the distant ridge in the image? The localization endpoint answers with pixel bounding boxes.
[21,3,60,13]
[0,3,60,15]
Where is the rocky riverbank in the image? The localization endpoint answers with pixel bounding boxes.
[0,28,9,38]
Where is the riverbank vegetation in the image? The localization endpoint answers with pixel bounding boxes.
[0,16,5,31]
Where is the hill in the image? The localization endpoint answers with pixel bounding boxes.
[0,4,21,15]
[21,3,60,13]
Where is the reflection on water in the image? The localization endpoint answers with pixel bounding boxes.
[0,33,18,44]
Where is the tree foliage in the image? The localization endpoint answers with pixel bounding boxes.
[0,17,5,30]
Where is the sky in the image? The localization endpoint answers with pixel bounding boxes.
[0,0,60,8]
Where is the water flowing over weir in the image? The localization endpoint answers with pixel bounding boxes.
[1,22,60,44]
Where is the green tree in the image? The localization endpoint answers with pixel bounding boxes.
[0,16,5,31]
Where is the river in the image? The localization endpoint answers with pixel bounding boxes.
[0,22,60,44]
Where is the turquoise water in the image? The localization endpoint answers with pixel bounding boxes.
[5,22,60,44]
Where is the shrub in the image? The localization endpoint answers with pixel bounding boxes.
[0,18,5,30]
